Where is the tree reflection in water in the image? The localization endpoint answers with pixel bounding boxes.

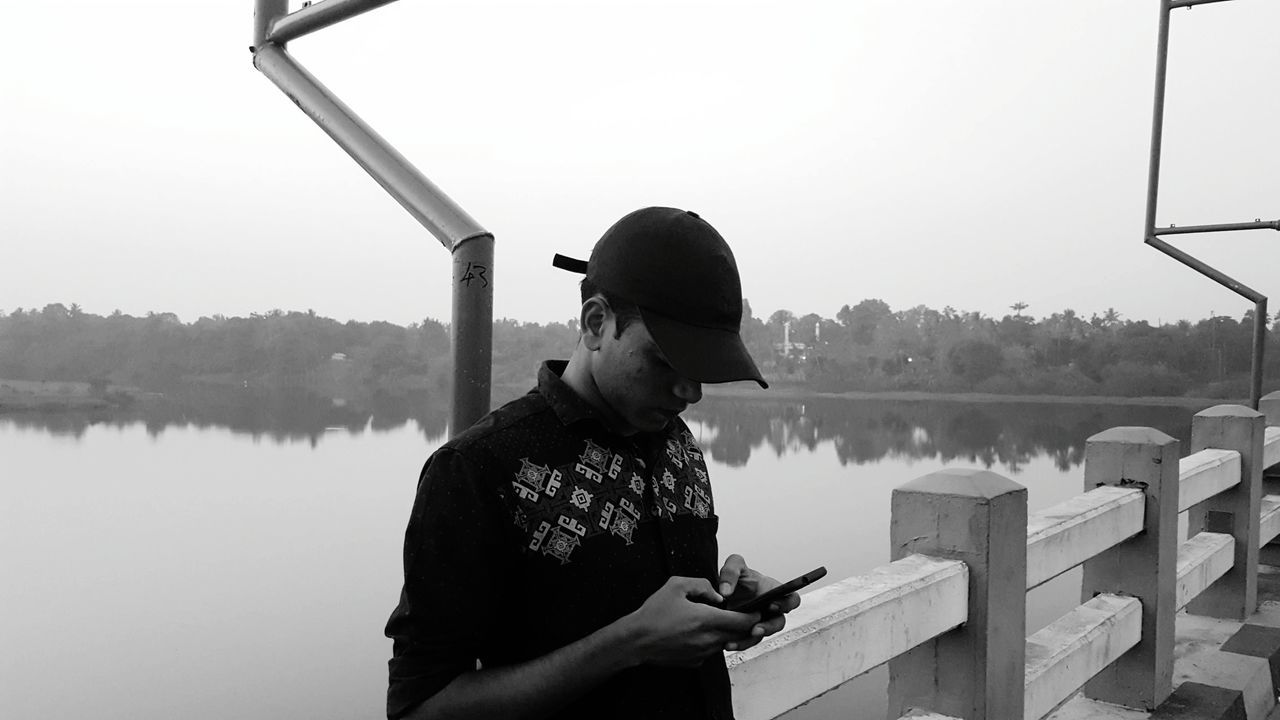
[685,397,1200,472]
[5,388,1208,472]
[0,385,450,446]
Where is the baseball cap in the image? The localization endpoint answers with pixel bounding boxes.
[553,207,767,389]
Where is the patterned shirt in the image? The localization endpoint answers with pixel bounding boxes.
[385,361,733,719]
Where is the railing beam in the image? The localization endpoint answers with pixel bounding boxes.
[1080,427,1179,710]
[1024,594,1142,720]
[1179,448,1241,512]
[727,555,968,720]
[888,469,1027,720]
[1176,532,1234,610]
[1025,486,1143,591]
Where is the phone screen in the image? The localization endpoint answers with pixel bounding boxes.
[724,566,827,614]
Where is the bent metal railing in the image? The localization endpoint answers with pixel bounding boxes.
[1142,0,1276,410]
[250,0,494,435]
[729,391,1280,720]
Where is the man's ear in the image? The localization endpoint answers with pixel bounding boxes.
[580,296,610,351]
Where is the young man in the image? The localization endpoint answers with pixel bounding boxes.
[385,207,800,719]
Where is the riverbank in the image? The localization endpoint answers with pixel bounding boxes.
[0,379,141,413]
[1,376,1242,414]
[703,383,1239,409]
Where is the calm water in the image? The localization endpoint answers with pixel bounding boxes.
[2,389,1204,719]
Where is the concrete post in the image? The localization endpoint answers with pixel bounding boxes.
[1080,427,1179,710]
[1261,391,1280,427]
[1186,405,1265,620]
[1263,391,1280,525]
[887,469,1026,720]
[1262,390,1280,489]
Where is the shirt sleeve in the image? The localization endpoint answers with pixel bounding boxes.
[385,447,511,719]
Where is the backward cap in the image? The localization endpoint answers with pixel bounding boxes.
[590,207,742,332]
[555,207,766,388]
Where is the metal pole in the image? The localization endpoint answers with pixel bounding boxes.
[1143,0,1172,240]
[253,0,288,50]
[268,0,399,46]
[253,46,489,250]
[1170,0,1236,8]
[1156,220,1280,235]
[1142,0,1267,409]
[1251,300,1267,410]
[452,236,494,434]
[1145,237,1265,302]
[252,41,494,434]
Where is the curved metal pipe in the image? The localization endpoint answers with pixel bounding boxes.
[252,36,494,434]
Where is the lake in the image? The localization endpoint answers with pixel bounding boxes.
[2,388,1207,719]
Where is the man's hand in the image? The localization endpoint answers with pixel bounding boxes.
[621,576,761,668]
[716,554,803,652]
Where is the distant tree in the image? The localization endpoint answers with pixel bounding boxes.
[767,309,795,328]
[947,339,1004,384]
[1010,301,1028,318]
[838,299,892,346]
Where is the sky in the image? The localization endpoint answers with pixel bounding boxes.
[2,0,1277,328]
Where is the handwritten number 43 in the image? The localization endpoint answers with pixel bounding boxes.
[460,262,488,288]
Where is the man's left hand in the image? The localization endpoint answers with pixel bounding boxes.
[716,554,802,652]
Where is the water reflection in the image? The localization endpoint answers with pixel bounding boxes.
[0,386,450,445]
[686,396,1199,471]
[3,387,1206,469]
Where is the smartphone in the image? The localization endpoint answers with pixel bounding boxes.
[723,566,827,614]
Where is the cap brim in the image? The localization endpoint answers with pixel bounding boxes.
[640,309,768,389]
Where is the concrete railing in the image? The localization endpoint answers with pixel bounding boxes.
[727,390,1280,720]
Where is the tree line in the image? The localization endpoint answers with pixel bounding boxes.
[0,300,1274,400]
[746,300,1276,399]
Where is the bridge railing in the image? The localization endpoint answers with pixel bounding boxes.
[728,390,1280,720]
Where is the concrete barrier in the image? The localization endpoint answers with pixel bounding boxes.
[724,395,1280,720]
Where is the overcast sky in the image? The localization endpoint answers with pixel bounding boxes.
[3,0,1277,328]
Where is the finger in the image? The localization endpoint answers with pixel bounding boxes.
[756,614,787,637]
[775,591,801,613]
[681,576,724,605]
[718,554,747,597]
[709,607,761,634]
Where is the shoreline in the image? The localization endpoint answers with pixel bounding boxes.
[0,376,1244,414]
[702,384,1239,409]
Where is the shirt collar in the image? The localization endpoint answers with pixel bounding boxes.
[538,360,611,428]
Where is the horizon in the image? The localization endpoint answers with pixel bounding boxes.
[3,1,1276,329]
[4,299,1269,330]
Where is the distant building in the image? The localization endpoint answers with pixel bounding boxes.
[773,320,809,360]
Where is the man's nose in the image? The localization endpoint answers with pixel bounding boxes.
[674,377,702,404]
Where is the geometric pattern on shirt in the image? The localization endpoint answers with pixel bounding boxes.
[681,429,705,464]
[575,439,622,484]
[511,458,563,503]
[511,433,715,563]
[528,514,588,564]
[570,486,593,511]
[598,497,642,545]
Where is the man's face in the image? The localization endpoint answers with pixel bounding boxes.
[592,316,703,435]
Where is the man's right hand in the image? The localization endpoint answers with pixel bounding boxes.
[620,576,762,668]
